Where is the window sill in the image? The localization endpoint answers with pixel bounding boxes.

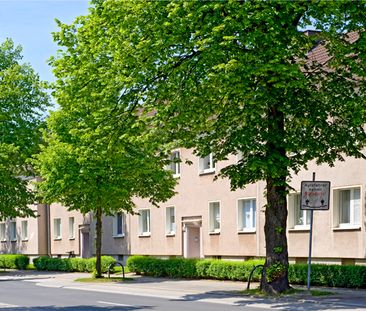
[173,174,181,179]
[199,169,215,176]
[69,237,76,240]
[333,226,361,232]
[113,234,125,239]
[10,239,17,242]
[1,240,7,243]
[289,226,310,232]
[54,238,62,241]
[21,238,29,242]
[166,233,176,237]
[238,229,256,234]
[138,233,151,238]
[209,230,220,235]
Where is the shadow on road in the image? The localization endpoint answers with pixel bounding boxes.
[174,290,364,310]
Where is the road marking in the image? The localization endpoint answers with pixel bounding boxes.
[97,301,135,307]
[0,302,19,308]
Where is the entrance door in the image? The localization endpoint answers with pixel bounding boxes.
[183,218,202,258]
[80,231,90,258]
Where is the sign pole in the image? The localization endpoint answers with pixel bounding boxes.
[307,172,315,291]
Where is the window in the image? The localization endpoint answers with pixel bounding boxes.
[334,187,361,228]
[139,209,151,236]
[209,202,221,233]
[166,207,176,235]
[69,217,75,239]
[199,153,215,174]
[288,193,310,229]
[9,221,16,241]
[238,199,256,232]
[167,151,181,177]
[113,212,124,237]
[21,220,28,240]
[54,218,62,240]
[0,223,6,241]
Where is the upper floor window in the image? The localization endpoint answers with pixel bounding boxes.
[139,209,151,236]
[21,220,28,241]
[9,220,16,241]
[209,201,221,233]
[166,206,176,235]
[0,223,6,241]
[238,198,256,232]
[288,193,310,230]
[54,218,62,240]
[167,151,181,177]
[113,212,124,237]
[199,153,215,174]
[334,187,361,228]
[69,217,75,239]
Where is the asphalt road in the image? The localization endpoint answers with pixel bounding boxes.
[0,280,265,311]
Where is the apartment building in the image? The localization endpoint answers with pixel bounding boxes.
[1,148,365,265]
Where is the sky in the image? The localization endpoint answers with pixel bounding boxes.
[0,0,90,83]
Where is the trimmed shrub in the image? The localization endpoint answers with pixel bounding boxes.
[288,264,366,288]
[127,256,366,288]
[33,256,116,273]
[0,254,30,270]
[127,256,264,280]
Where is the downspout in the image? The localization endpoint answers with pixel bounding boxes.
[46,204,51,257]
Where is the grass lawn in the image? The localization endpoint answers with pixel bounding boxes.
[242,287,334,297]
[75,276,134,283]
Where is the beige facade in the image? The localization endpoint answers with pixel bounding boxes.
[0,204,48,257]
[1,149,365,265]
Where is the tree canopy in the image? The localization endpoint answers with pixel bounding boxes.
[0,39,49,220]
[33,10,177,276]
[47,0,366,291]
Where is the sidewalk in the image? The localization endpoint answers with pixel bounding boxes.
[1,270,366,310]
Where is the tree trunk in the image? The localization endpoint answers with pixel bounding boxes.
[260,176,290,294]
[95,205,103,278]
[260,103,291,294]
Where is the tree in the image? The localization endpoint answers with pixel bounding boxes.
[51,1,366,291]
[33,18,177,277]
[0,39,49,220]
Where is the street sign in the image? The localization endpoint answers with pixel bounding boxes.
[300,181,330,210]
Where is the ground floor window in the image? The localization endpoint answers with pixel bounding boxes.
[334,187,361,228]
[288,193,310,229]
[113,212,124,237]
[209,202,221,233]
[54,218,62,240]
[139,209,151,236]
[238,198,256,232]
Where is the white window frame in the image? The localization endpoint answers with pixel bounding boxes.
[21,220,28,241]
[199,153,215,174]
[167,150,181,178]
[9,220,17,241]
[113,212,125,238]
[165,206,176,236]
[333,186,361,229]
[54,218,62,240]
[0,223,6,241]
[288,193,310,230]
[209,201,221,233]
[237,198,256,233]
[68,217,75,239]
[139,209,151,236]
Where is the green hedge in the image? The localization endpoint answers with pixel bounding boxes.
[127,256,366,288]
[289,264,366,288]
[33,256,116,273]
[127,256,263,281]
[0,254,30,270]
